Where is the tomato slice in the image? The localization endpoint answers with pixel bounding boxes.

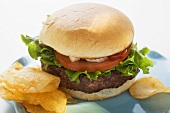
[55,44,131,72]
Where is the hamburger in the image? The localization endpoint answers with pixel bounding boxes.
[21,3,153,100]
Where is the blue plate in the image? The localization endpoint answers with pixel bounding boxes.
[10,51,170,113]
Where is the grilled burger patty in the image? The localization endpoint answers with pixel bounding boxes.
[41,63,135,93]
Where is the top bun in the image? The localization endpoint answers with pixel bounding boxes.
[39,3,134,58]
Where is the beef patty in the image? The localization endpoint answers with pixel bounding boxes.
[41,63,135,93]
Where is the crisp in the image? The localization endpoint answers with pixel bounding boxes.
[23,103,56,113]
[129,76,170,99]
[0,62,67,113]
[0,62,60,93]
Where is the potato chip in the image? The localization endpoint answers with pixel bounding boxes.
[0,84,24,102]
[59,88,77,104]
[10,62,24,70]
[1,62,60,93]
[22,89,66,113]
[0,62,67,113]
[66,93,77,104]
[129,76,170,99]
[0,84,66,113]
[23,103,56,113]
[37,89,66,113]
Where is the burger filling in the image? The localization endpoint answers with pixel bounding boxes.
[54,44,131,73]
[21,35,154,92]
[41,63,135,93]
[69,56,108,62]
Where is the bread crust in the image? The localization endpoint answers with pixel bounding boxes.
[39,3,134,58]
[63,78,135,100]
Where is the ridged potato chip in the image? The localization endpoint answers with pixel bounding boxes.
[129,76,170,99]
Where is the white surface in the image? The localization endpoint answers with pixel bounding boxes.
[0,0,170,113]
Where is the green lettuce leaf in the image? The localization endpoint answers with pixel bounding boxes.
[116,43,154,76]
[64,44,154,83]
[65,68,115,84]
[21,34,61,69]
[21,35,153,84]
[21,34,35,46]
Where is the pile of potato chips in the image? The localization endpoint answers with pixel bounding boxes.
[129,76,170,99]
[0,62,66,113]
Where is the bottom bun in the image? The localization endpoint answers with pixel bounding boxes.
[63,78,135,100]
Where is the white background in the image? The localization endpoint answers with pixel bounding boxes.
[0,0,170,112]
